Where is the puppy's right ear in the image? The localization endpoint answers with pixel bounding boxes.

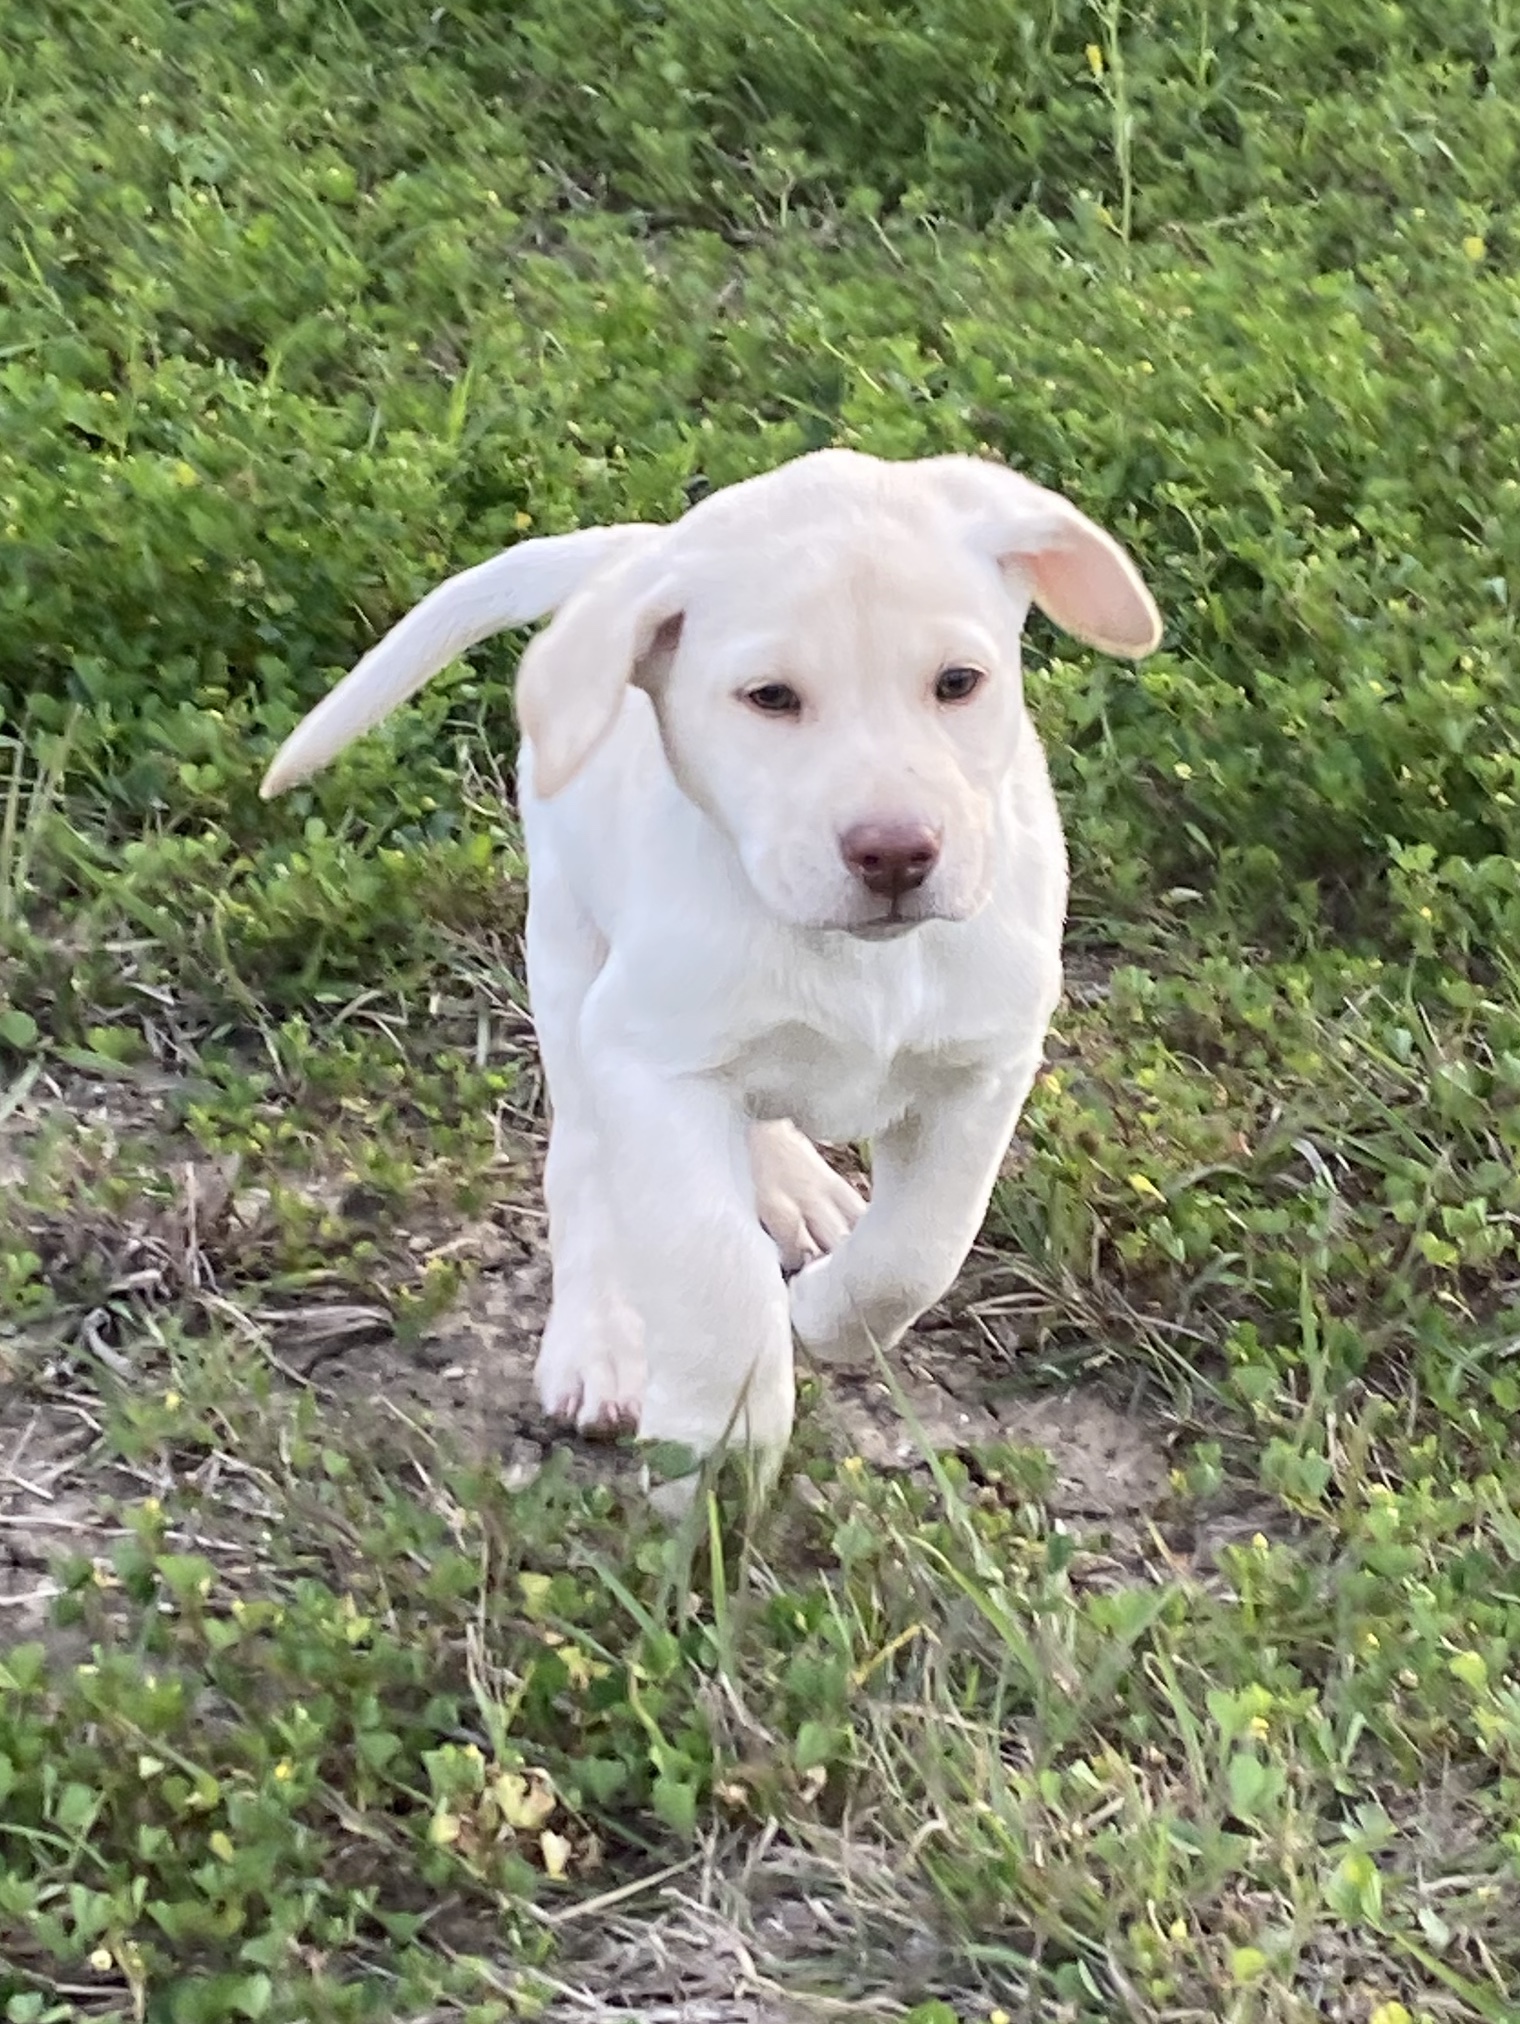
[516,545,684,798]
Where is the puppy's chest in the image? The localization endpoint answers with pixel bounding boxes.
[736,1008,976,1144]
[700,925,1055,1144]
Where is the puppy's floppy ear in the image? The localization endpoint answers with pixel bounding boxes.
[923,455,1162,658]
[260,521,665,798]
[516,541,684,798]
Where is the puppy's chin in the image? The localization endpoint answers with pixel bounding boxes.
[841,916,929,942]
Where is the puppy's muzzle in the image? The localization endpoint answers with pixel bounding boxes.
[839,819,943,902]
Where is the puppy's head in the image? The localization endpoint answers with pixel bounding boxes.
[518,450,1161,935]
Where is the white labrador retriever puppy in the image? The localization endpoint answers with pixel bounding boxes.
[261,449,1160,1482]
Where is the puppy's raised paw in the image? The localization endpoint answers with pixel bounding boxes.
[750,1119,866,1276]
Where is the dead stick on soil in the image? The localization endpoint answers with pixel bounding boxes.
[537,1855,703,1928]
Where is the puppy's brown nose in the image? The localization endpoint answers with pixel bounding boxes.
[840,820,942,900]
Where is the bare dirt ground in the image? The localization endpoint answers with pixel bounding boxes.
[252,1199,1182,1544]
[1,1058,1271,1653]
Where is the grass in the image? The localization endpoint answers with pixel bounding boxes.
[2,1,1520,2019]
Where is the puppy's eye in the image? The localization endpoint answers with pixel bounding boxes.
[935,665,985,704]
[744,682,803,717]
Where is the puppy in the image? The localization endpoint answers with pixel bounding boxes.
[261,449,1161,1483]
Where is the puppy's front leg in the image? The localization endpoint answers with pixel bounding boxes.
[585,1033,796,1475]
[788,1063,1039,1366]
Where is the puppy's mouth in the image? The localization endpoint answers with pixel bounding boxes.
[842,904,935,941]
[833,880,993,938]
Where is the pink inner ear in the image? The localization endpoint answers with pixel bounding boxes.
[1023,535,1162,659]
[631,610,686,692]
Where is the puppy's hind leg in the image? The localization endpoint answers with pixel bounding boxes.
[526,871,646,1438]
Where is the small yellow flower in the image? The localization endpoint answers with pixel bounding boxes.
[273,1759,294,1782]
[560,1643,602,1690]
[89,1947,114,1972]
[1128,1173,1164,1201]
[514,511,533,531]
[519,1571,553,1617]
[163,1389,181,1410]
[1085,42,1104,75]
[1173,761,1193,779]
[1248,1714,1270,1740]
[172,461,199,487]
[841,1454,865,1476]
[493,1769,556,1831]
[1370,2004,1412,2024]
[1463,235,1486,261]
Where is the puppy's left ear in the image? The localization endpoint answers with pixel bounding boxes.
[923,456,1162,658]
[516,544,684,797]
